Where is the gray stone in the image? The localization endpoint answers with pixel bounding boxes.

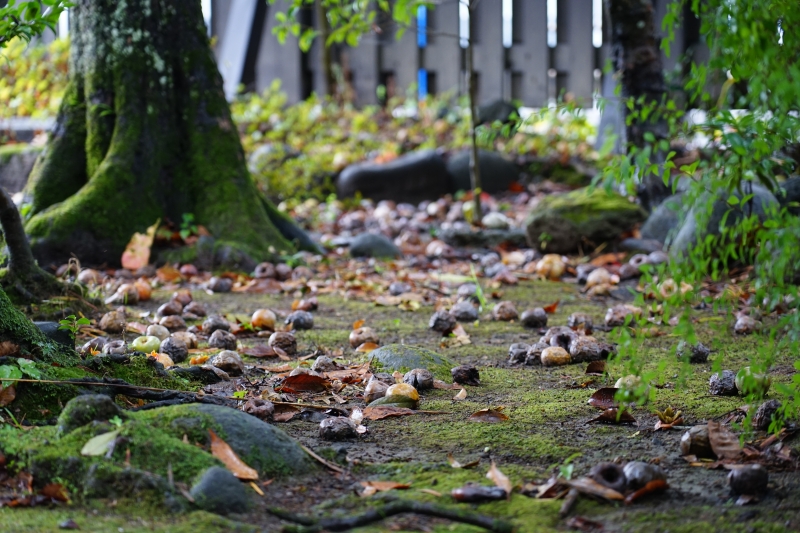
[190,466,250,515]
[0,145,42,193]
[779,176,800,216]
[670,185,779,258]
[349,232,402,259]
[160,336,189,364]
[318,417,358,441]
[450,300,478,322]
[525,188,647,254]
[640,193,684,244]
[369,344,455,381]
[211,350,244,376]
[447,149,520,194]
[34,321,74,348]
[57,394,125,435]
[337,150,453,204]
[209,329,237,350]
[437,227,528,249]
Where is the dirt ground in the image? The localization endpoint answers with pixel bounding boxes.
[1,273,799,533]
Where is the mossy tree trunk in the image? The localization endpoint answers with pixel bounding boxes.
[23,0,302,267]
[605,0,670,210]
[0,287,75,364]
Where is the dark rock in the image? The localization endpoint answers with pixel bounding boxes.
[676,341,710,364]
[709,370,738,396]
[447,149,520,193]
[640,193,684,244]
[429,310,457,334]
[457,283,478,299]
[619,238,665,254]
[190,466,250,515]
[159,315,187,331]
[569,336,614,362]
[369,344,454,380]
[450,300,479,322]
[207,276,233,293]
[525,188,647,254]
[160,337,189,363]
[403,368,434,390]
[337,150,453,204]
[451,364,480,386]
[319,417,358,441]
[508,343,530,364]
[670,185,779,258]
[728,464,768,495]
[34,321,74,348]
[476,99,518,125]
[211,350,244,376]
[183,301,207,317]
[349,233,402,259]
[623,461,666,491]
[589,462,627,493]
[754,400,782,431]
[520,308,547,328]
[208,329,237,351]
[57,395,125,435]
[203,315,231,334]
[243,398,275,421]
[285,310,314,330]
[156,300,183,318]
[778,176,800,216]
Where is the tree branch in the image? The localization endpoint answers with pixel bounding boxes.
[268,500,514,533]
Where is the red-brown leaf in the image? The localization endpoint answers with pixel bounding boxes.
[587,388,618,410]
[240,344,277,358]
[362,406,417,420]
[707,420,742,460]
[588,408,636,424]
[585,361,606,375]
[277,374,330,393]
[543,300,560,314]
[468,407,509,423]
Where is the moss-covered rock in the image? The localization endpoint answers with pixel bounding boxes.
[525,187,647,253]
[190,466,250,515]
[57,394,125,435]
[369,344,455,381]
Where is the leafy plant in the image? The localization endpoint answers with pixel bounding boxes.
[179,213,199,241]
[57,314,90,339]
[0,0,71,48]
[109,415,123,428]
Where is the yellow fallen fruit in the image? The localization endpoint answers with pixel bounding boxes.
[251,309,276,330]
[385,383,419,401]
[540,346,571,366]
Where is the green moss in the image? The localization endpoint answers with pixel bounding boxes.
[0,143,43,165]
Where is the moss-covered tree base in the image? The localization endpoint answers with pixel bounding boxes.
[23,0,311,267]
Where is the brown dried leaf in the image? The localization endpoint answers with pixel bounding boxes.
[568,476,624,501]
[362,406,417,420]
[585,361,606,375]
[0,342,19,357]
[240,344,277,358]
[468,407,509,423]
[707,420,742,460]
[588,408,636,424]
[543,300,560,314]
[587,388,618,410]
[433,380,461,390]
[40,483,69,502]
[0,385,16,407]
[486,461,512,496]
[278,374,330,393]
[209,429,258,480]
[353,319,365,330]
[121,220,159,271]
[156,265,182,283]
[359,480,410,497]
[447,453,480,469]
[454,388,467,400]
[272,404,300,422]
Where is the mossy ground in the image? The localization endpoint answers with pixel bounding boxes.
[1,276,799,532]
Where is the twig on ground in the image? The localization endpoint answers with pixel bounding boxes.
[268,500,514,533]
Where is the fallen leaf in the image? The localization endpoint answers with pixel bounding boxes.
[190,355,210,365]
[359,480,410,497]
[447,453,480,469]
[588,408,636,424]
[81,429,121,456]
[0,342,19,357]
[624,479,668,504]
[0,385,16,407]
[272,404,300,422]
[362,406,417,420]
[543,300,560,314]
[209,429,258,480]
[707,420,742,460]
[353,319,365,330]
[486,461,512,496]
[121,220,159,271]
[259,364,293,373]
[587,388,619,410]
[278,374,330,393]
[418,488,442,497]
[454,388,467,400]
[565,516,604,532]
[240,345,277,358]
[433,380,461,390]
[590,253,625,267]
[156,264,182,283]
[568,476,624,501]
[40,483,69,502]
[468,407,509,423]
[585,361,606,375]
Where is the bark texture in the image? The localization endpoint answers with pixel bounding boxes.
[606,0,670,210]
[0,287,75,364]
[24,0,304,267]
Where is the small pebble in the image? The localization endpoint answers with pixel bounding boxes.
[541,346,570,366]
[389,281,412,295]
[403,368,434,391]
[243,398,274,420]
[211,350,244,376]
[203,315,231,334]
[311,356,341,373]
[728,464,768,495]
[450,301,478,322]
[623,461,666,491]
[451,364,480,386]
[319,417,357,441]
[268,331,297,356]
[754,400,782,431]
[680,425,714,458]
[99,311,126,334]
[183,301,207,317]
[508,343,530,364]
[286,310,314,330]
[159,315,187,331]
[145,325,170,341]
[492,301,518,321]
[160,336,189,364]
[520,308,547,328]
[156,301,183,318]
[349,327,379,348]
[208,330,237,350]
[709,370,738,396]
[429,310,456,334]
[676,341,710,363]
[207,277,233,293]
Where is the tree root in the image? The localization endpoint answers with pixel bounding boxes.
[267,500,515,533]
